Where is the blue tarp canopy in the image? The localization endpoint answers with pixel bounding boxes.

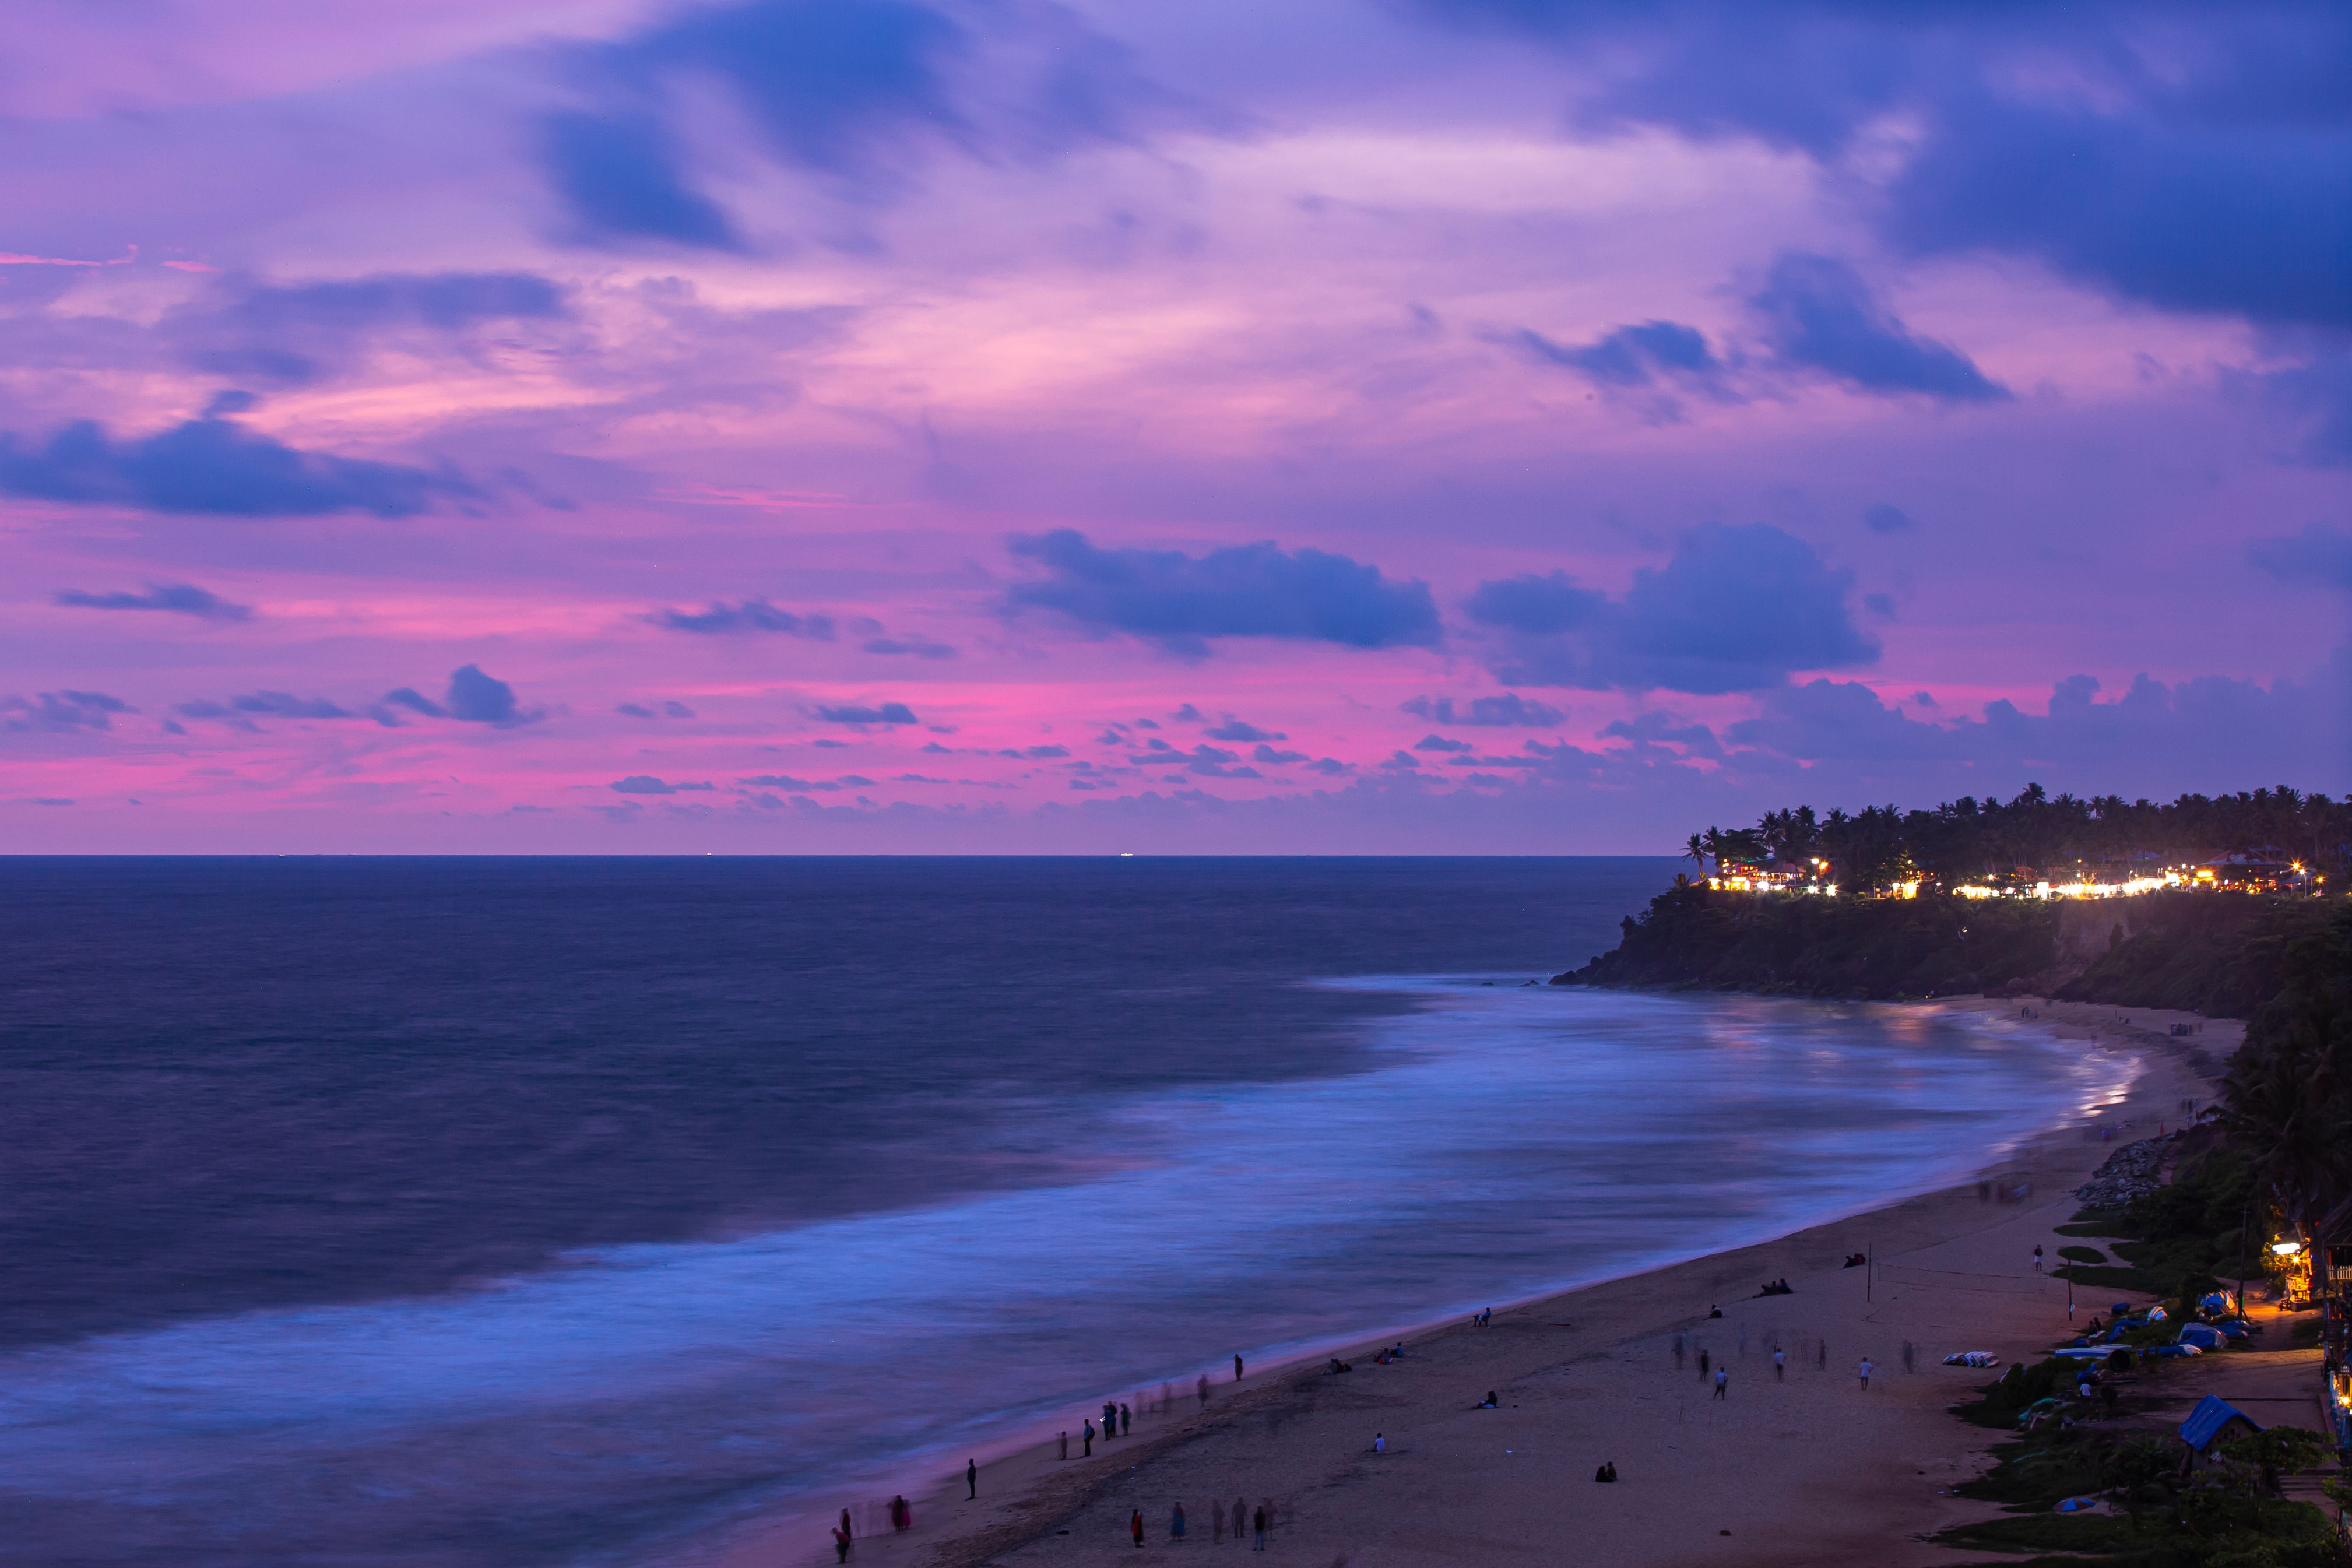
[2177,1323,2223,1349]
[2180,1395,2263,1453]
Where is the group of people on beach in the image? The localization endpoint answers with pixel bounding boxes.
[829,1496,917,1562]
[1132,1497,1271,1549]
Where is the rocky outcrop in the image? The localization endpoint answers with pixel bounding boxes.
[2072,1135,2174,1209]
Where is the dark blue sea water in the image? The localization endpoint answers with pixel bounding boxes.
[0,859,2125,1567]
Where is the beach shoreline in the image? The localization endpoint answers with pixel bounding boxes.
[715,995,2230,1568]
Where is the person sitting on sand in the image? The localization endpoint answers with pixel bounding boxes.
[1593,1461,1617,1482]
[1478,1391,1498,1408]
[1708,1304,1723,1317]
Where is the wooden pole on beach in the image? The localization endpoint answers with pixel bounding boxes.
[1866,1244,1873,1303]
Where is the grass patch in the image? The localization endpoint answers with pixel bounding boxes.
[2058,1244,2107,1264]
[1954,1432,2119,1509]
[2055,1263,2148,1290]
[2061,1214,2131,1236]
[1932,1512,2135,1554]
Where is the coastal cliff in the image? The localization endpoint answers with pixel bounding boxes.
[1551,880,2056,1000]
[1555,882,2342,1015]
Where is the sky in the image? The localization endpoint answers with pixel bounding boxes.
[1,0,2347,853]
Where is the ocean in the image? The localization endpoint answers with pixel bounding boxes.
[0,857,2127,1566]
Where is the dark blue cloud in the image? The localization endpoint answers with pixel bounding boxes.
[1177,743,1260,779]
[1,690,132,732]
[1599,711,1725,760]
[373,667,539,727]
[1251,743,1308,764]
[650,600,836,637]
[1885,96,2352,333]
[1467,522,1879,693]
[538,0,1190,249]
[542,111,741,249]
[232,692,350,719]
[1511,319,1722,388]
[1461,572,1608,637]
[0,405,474,518]
[1400,693,1566,727]
[1862,502,1912,534]
[1412,733,1474,753]
[2249,522,2352,592]
[180,272,567,385]
[862,634,957,658]
[1419,2,2352,341]
[1203,716,1284,742]
[1748,253,2006,402]
[1006,529,1440,656]
[54,582,252,621]
[538,0,965,249]
[646,0,966,174]
[1721,658,2350,784]
[2253,344,2352,466]
[446,665,533,726]
[813,701,918,725]
[610,776,713,794]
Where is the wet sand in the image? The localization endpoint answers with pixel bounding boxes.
[742,998,2233,1568]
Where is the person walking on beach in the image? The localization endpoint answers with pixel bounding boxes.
[1858,1356,1875,1390]
[2033,1244,2044,1273]
[1235,1353,1245,1381]
[890,1495,911,1532]
[1131,1509,1145,1548]
[1120,1402,1132,1436]
[832,1524,851,1563]
[1059,1430,1067,1461]
[1773,1347,1785,1381]
[1103,1401,1117,1437]
[1083,1418,1095,1456]
[1172,1502,1187,1539]
[1697,1348,1710,1380]
[839,1508,854,1552]
[1252,1505,1267,1551]
[966,1458,977,1500]
[1198,1373,1211,1407]
[1232,1497,1246,1544]
[1712,1367,1728,1400]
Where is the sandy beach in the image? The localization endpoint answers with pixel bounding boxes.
[744,998,2259,1568]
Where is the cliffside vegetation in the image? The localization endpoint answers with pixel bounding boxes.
[1685,783,2347,890]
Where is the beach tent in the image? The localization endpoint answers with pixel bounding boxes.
[2179,1395,2262,1454]
[2176,1323,2223,1350]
